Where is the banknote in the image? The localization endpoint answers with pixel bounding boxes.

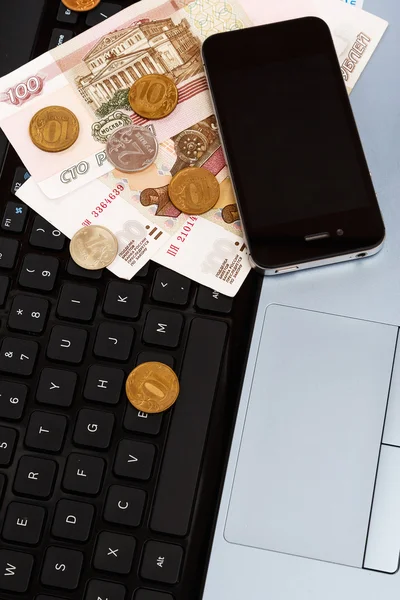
[240,0,387,93]
[16,115,251,295]
[16,175,168,279]
[101,115,251,295]
[0,0,386,200]
[0,0,251,199]
[342,0,364,7]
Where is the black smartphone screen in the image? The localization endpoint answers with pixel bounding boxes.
[203,17,384,269]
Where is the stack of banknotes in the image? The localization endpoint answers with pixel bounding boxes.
[0,0,388,296]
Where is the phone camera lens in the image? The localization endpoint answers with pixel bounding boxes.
[336,229,344,236]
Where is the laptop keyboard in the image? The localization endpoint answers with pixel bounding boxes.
[0,2,261,599]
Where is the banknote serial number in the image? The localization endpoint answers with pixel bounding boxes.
[81,184,125,226]
[167,215,198,257]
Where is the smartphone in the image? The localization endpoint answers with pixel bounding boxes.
[202,17,385,274]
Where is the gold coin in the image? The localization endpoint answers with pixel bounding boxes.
[125,362,180,414]
[29,106,79,153]
[129,74,178,120]
[168,167,220,215]
[61,0,101,11]
[69,225,118,270]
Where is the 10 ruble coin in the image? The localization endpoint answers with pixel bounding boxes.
[70,225,118,270]
[125,362,180,414]
[61,0,101,11]
[168,167,220,215]
[129,74,178,120]
[29,106,79,153]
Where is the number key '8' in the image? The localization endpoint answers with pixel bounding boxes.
[8,295,49,334]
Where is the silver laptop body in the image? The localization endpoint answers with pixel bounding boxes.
[203,0,400,597]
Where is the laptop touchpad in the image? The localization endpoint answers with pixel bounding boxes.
[225,305,397,567]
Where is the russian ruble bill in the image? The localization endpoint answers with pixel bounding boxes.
[0,0,385,200]
[241,0,387,93]
[14,0,388,295]
[342,0,364,8]
[0,0,251,199]
[17,115,250,295]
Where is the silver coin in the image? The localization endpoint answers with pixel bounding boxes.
[106,125,158,173]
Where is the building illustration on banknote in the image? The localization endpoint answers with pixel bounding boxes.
[75,17,202,115]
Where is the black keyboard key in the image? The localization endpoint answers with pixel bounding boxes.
[8,294,49,333]
[0,381,27,420]
[0,549,34,592]
[85,579,126,600]
[47,325,88,364]
[0,473,5,498]
[104,485,146,528]
[141,541,183,584]
[114,440,155,481]
[57,1,78,23]
[151,318,227,535]
[0,426,17,465]
[93,531,136,574]
[73,409,114,449]
[124,406,163,436]
[0,130,7,176]
[14,456,57,499]
[63,453,105,496]
[57,283,97,321]
[30,215,65,250]
[104,281,143,319]
[0,275,9,306]
[37,368,77,407]
[36,596,66,600]
[1,201,28,232]
[196,285,233,313]
[135,591,173,600]
[52,499,94,542]
[0,237,18,269]
[2,502,45,545]
[86,3,122,27]
[49,28,74,49]
[67,258,103,279]
[11,166,30,195]
[94,322,134,361]
[25,411,67,452]
[152,268,190,305]
[0,337,38,376]
[143,310,183,348]
[41,546,83,590]
[84,365,124,405]
[0,0,45,76]
[19,254,59,291]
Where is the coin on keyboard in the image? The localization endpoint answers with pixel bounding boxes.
[128,74,179,120]
[168,167,220,215]
[106,125,158,173]
[29,106,79,153]
[61,0,101,11]
[70,225,118,270]
[125,362,180,414]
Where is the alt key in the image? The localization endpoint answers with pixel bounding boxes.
[141,540,183,584]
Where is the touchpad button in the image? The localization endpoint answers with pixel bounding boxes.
[224,305,397,567]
